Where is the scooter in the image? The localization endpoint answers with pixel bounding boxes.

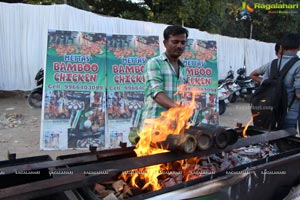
[218,67,240,103]
[218,81,230,115]
[226,80,241,103]
[27,68,43,108]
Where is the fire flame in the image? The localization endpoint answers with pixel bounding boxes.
[242,113,259,137]
[121,85,202,191]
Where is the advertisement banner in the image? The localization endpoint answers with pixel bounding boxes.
[40,30,217,150]
[106,34,159,148]
[41,30,106,149]
[180,39,218,126]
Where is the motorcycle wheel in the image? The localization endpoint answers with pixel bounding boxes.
[228,93,237,103]
[27,91,42,108]
[219,100,226,115]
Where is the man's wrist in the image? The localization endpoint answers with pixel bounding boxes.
[172,101,181,108]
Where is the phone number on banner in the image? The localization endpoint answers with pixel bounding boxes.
[124,86,145,91]
[64,85,103,91]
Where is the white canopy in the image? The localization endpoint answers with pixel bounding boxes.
[0,2,275,90]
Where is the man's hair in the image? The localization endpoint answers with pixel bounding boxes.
[275,43,280,54]
[279,33,300,50]
[163,25,189,40]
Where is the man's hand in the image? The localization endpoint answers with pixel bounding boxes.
[154,92,180,109]
[250,69,263,83]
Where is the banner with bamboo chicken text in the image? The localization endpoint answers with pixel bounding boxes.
[40,30,217,150]
[41,30,107,150]
[106,34,159,148]
[180,39,218,126]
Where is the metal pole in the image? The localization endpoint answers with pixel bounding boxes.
[250,22,253,39]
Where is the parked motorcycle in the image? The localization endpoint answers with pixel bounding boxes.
[235,68,256,102]
[27,68,44,108]
[218,67,240,103]
[218,81,230,115]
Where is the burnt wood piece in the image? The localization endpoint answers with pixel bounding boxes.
[0,128,297,200]
[0,147,135,175]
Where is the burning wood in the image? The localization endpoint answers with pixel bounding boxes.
[159,172,183,188]
[112,180,126,192]
[94,180,135,199]
[94,183,108,198]
[103,142,279,199]
[101,143,277,199]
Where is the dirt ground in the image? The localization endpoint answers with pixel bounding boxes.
[0,91,253,161]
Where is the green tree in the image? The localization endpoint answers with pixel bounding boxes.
[4,0,300,43]
[85,0,148,20]
[141,0,300,42]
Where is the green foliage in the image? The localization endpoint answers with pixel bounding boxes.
[140,0,300,42]
[13,0,300,43]
[85,0,148,20]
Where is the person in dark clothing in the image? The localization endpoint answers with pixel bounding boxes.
[250,33,300,129]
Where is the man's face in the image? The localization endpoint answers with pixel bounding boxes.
[164,34,187,58]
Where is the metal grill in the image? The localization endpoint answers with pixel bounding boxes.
[0,127,299,200]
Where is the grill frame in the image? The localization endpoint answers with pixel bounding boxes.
[0,128,299,200]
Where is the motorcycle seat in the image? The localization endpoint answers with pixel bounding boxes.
[236,78,252,83]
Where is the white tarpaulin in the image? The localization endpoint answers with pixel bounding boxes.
[0,2,275,91]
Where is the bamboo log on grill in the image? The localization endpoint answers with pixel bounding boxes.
[191,124,239,149]
[223,128,239,145]
[185,129,213,151]
[155,134,197,154]
[214,126,229,149]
